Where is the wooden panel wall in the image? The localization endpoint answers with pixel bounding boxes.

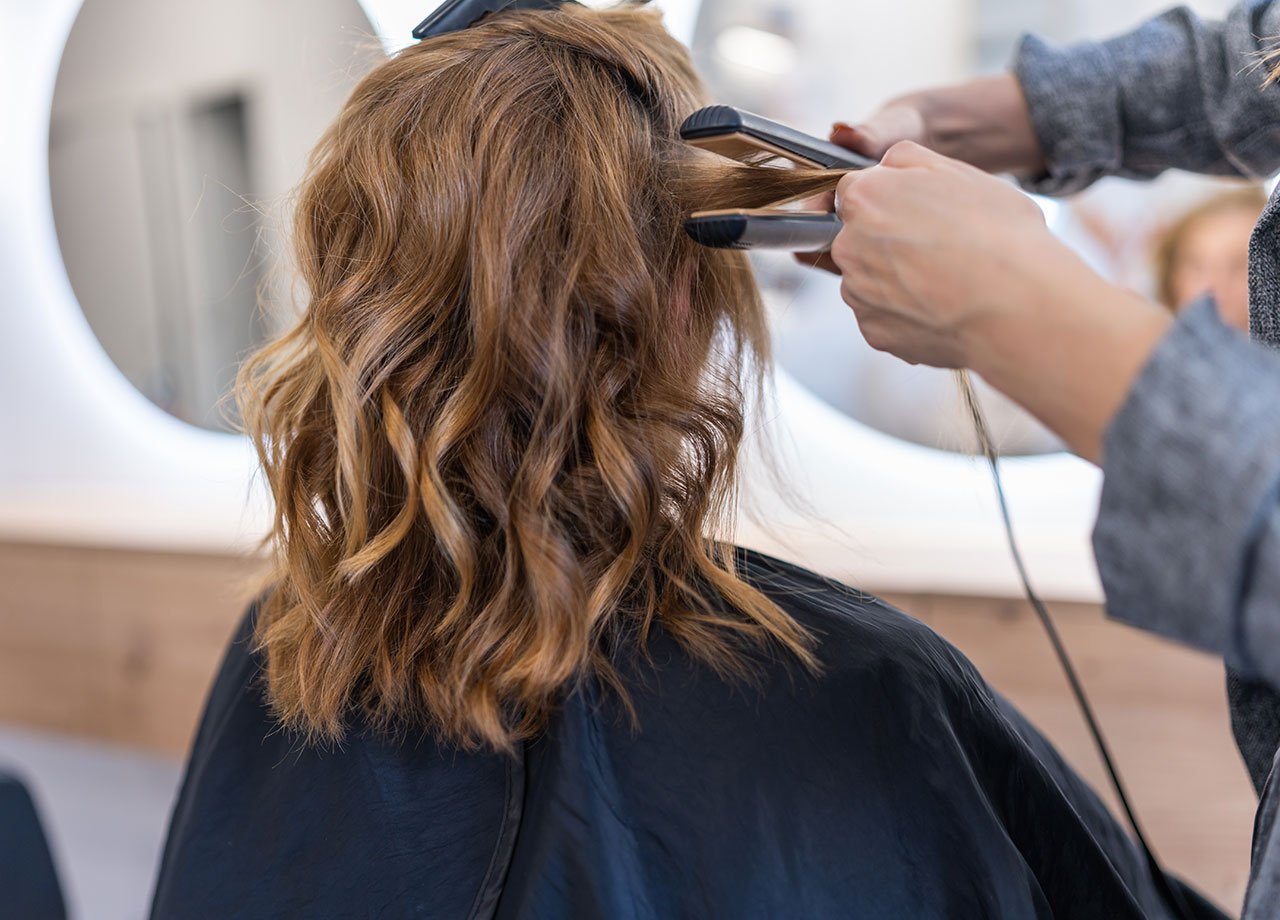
[0,541,265,756]
[0,541,1257,911]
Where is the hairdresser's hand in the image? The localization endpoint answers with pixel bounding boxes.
[828,100,928,163]
[831,74,1047,175]
[830,140,1173,462]
[794,96,946,274]
[798,74,1047,274]
[831,141,1052,367]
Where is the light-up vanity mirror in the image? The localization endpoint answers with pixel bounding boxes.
[49,0,381,430]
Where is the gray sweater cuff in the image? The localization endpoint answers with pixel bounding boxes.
[1013,34,1121,196]
[1093,299,1280,669]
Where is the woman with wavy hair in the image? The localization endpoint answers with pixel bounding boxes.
[151,4,1222,918]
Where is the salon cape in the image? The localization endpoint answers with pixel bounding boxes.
[150,547,1220,919]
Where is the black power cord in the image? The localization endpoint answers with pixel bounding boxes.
[958,375,1194,920]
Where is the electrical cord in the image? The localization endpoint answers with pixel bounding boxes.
[957,375,1194,920]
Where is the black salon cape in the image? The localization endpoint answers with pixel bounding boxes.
[150,547,1222,919]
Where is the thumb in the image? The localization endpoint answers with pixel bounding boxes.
[832,102,928,160]
[833,166,873,216]
[831,122,882,159]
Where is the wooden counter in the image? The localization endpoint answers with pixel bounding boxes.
[0,540,1255,912]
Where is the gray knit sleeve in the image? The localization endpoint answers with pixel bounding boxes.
[1013,1,1280,196]
[1093,299,1280,691]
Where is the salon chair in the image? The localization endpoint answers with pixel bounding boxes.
[0,770,67,920]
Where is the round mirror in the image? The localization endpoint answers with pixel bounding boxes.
[50,0,381,430]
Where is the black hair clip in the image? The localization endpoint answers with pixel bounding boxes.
[412,0,578,40]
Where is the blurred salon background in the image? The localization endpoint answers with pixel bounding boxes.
[0,0,1266,916]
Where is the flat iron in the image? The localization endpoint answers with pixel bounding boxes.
[680,105,876,251]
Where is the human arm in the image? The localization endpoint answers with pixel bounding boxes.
[828,141,1171,463]
[1092,299,1280,691]
[827,74,1046,177]
[828,142,1280,690]
[1015,1,1280,194]
[833,2,1280,194]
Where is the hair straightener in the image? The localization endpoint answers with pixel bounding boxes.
[680,105,874,252]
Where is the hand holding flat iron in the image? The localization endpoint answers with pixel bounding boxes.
[801,74,1172,462]
[828,140,1057,369]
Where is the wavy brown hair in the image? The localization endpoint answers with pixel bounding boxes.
[238,1,847,750]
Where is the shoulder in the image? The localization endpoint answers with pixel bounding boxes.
[592,545,1002,767]
[731,545,990,707]
[519,550,1035,917]
[153,601,513,919]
